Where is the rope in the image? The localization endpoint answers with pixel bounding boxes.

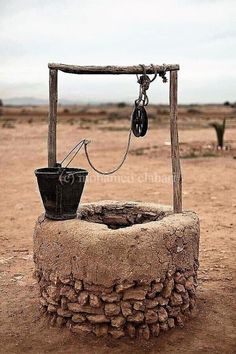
[150,64,158,82]
[59,130,132,176]
[84,129,132,175]
[159,63,168,83]
[135,64,158,107]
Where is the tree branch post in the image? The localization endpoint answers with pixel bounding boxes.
[48,69,58,167]
[169,70,182,213]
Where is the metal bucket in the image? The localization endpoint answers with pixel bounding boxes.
[35,167,88,220]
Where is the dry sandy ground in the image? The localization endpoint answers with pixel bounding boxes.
[0,122,235,354]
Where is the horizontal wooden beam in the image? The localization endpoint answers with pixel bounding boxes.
[48,63,179,75]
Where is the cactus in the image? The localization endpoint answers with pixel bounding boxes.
[210,118,226,149]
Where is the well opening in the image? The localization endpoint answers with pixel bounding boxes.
[79,203,169,229]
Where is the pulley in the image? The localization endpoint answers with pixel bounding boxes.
[131,63,160,138]
[131,105,148,137]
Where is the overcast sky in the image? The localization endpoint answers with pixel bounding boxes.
[1,0,236,104]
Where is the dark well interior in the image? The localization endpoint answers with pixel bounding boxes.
[78,204,169,229]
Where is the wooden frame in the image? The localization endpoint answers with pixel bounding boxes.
[48,63,182,213]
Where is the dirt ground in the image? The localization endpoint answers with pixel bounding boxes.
[0,113,235,353]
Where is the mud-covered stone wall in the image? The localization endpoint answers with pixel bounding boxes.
[34,201,200,339]
[36,268,198,339]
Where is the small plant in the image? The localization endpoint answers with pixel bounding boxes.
[210,118,226,149]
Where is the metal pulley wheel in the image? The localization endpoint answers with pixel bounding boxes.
[131,105,148,137]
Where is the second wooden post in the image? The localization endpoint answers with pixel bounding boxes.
[169,70,182,213]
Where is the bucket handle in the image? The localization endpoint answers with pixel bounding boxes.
[60,139,90,168]
[58,139,90,184]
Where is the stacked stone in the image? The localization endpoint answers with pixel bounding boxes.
[36,268,198,340]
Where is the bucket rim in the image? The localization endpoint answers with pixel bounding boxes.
[35,167,88,175]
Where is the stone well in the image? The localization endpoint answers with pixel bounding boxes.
[33,201,200,339]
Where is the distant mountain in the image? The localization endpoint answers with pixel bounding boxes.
[3,97,77,106]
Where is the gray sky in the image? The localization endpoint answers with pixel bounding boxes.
[1,0,236,103]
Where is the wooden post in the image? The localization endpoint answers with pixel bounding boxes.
[48,69,58,167]
[169,70,182,213]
